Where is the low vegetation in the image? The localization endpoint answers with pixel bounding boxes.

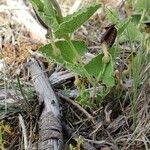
[0,0,149,149]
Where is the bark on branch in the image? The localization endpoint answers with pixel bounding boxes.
[27,58,63,150]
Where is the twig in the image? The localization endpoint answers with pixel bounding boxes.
[7,135,19,150]
[84,138,113,146]
[18,114,28,150]
[27,58,62,150]
[58,93,94,122]
[16,75,30,110]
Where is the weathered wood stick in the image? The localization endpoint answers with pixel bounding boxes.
[27,58,63,150]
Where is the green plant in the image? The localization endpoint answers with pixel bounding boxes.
[0,126,4,149]
[69,136,84,150]
[29,0,148,118]
[0,122,12,149]
[30,0,117,104]
[105,0,149,129]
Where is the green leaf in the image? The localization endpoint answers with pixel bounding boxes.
[39,40,87,64]
[30,0,44,11]
[66,63,86,76]
[102,59,115,87]
[106,9,119,24]
[131,14,141,25]
[41,14,59,30]
[109,47,119,59]
[30,0,59,30]
[43,0,54,16]
[39,42,64,64]
[119,21,143,42]
[84,54,115,87]
[84,54,104,77]
[126,21,143,41]
[39,40,88,76]
[43,0,59,29]
[54,3,101,37]
[117,18,131,36]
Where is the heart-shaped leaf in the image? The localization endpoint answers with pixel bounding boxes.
[39,40,87,64]
[102,59,115,87]
[84,54,104,77]
[84,54,115,87]
[126,21,143,41]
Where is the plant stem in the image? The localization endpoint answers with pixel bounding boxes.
[137,9,146,29]
[137,0,147,29]
[66,39,81,62]
[126,27,138,129]
[102,43,109,56]
[50,38,60,56]
[91,81,97,103]
[16,75,30,110]
[47,29,61,56]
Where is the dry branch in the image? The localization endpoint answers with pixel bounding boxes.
[27,58,63,150]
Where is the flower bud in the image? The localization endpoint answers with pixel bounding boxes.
[102,55,110,63]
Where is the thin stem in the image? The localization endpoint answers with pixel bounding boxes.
[137,9,146,29]
[137,0,147,29]
[16,75,30,109]
[46,29,60,56]
[126,27,137,129]
[58,93,94,122]
[97,43,108,82]
[91,81,97,103]
[102,43,109,56]
[66,39,81,61]
[50,38,60,56]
